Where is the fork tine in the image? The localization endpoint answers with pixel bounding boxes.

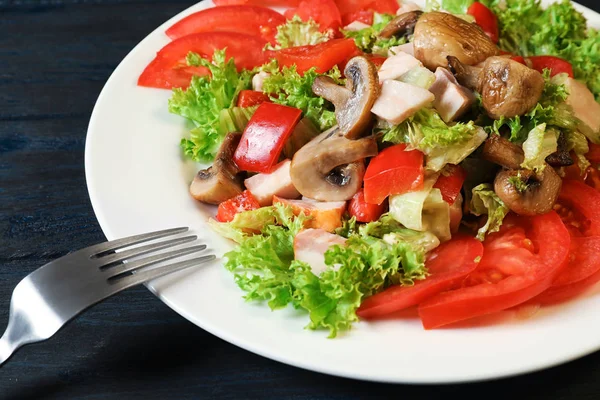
[87,227,189,257]
[109,255,216,289]
[98,235,198,267]
[106,245,207,277]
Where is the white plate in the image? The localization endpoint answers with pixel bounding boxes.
[85,0,600,384]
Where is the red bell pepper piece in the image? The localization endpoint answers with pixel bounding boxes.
[528,55,574,77]
[236,90,271,108]
[467,2,499,44]
[233,102,302,173]
[363,144,424,205]
[348,190,387,223]
[432,165,467,205]
[216,190,261,222]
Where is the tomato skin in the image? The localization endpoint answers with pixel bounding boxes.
[366,54,386,69]
[528,55,574,78]
[587,142,600,164]
[138,32,267,89]
[559,179,600,236]
[358,236,483,319]
[418,211,570,329]
[216,190,261,222]
[511,55,526,65]
[342,10,374,25]
[335,0,371,16]
[369,0,400,14]
[348,190,386,223]
[236,90,271,108]
[233,103,303,173]
[284,0,342,32]
[467,2,499,43]
[267,38,358,74]
[165,6,286,43]
[214,0,300,5]
[433,165,466,205]
[363,144,424,205]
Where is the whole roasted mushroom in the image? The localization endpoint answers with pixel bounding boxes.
[189,133,243,204]
[379,10,423,39]
[494,167,562,216]
[290,127,378,201]
[449,56,545,119]
[312,56,379,139]
[413,12,498,70]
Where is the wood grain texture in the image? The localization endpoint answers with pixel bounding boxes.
[1,1,600,398]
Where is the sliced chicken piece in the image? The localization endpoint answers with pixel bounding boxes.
[378,51,422,81]
[244,160,300,206]
[397,1,421,14]
[344,21,371,31]
[388,42,414,57]
[428,67,475,123]
[371,80,434,124]
[562,77,600,138]
[273,196,347,232]
[294,228,347,275]
[252,71,270,92]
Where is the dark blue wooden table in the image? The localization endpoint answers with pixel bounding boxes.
[2,1,600,398]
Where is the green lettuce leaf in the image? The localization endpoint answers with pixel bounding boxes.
[440,0,475,14]
[470,183,509,240]
[521,123,559,172]
[262,65,343,131]
[266,16,331,50]
[565,129,591,174]
[169,50,253,162]
[342,13,397,53]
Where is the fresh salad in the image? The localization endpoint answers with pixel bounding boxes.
[138,0,600,337]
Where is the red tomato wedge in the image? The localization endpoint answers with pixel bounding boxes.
[528,55,574,78]
[233,102,303,173]
[216,190,261,222]
[558,179,600,236]
[587,142,600,163]
[138,32,267,89]
[433,165,466,205]
[511,55,527,65]
[342,10,374,25]
[467,2,499,43]
[284,0,342,32]
[335,0,371,16]
[369,0,400,14]
[418,212,570,329]
[348,190,387,223]
[533,236,600,304]
[165,6,286,43]
[363,144,424,205]
[237,90,271,108]
[358,236,483,319]
[215,0,300,5]
[267,38,358,74]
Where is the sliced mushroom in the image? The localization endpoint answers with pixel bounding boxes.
[312,56,379,139]
[189,133,243,204]
[482,134,524,170]
[449,56,545,119]
[379,10,423,39]
[494,167,562,216]
[413,12,498,71]
[290,127,378,201]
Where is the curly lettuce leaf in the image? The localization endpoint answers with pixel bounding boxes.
[169,50,253,161]
[342,13,397,53]
[266,16,331,50]
[262,65,343,131]
[565,129,591,175]
[470,183,509,240]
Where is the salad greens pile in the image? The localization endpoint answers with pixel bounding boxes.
[266,15,331,50]
[210,204,429,337]
[342,13,407,54]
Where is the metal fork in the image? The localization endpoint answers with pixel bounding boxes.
[0,227,215,366]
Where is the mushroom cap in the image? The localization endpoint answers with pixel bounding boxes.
[494,167,562,216]
[290,127,378,201]
[413,12,498,71]
[379,10,423,39]
[312,56,379,139]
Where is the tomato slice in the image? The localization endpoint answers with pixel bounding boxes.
[284,0,342,32]
[418,212,570,329]
[233,102,303,173]
[335,0,372,16]
[348,190,387,223]
[166,6,286,43]
[215,0,300,5]
[511,55,527,65]
[533,236,600,304]
[558,179,600,236]
[216,190,261,222]
[528,55,574,78]
[138,32,268,89]
[342,10,374,26]
[368,0,400,14]
[363,144,424,205]
[467,2,499,43]
[267,38,358,74]
[237,90,271,108]
[358,236,483,319]
[432,165,466,205]
[587,142,600,164]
